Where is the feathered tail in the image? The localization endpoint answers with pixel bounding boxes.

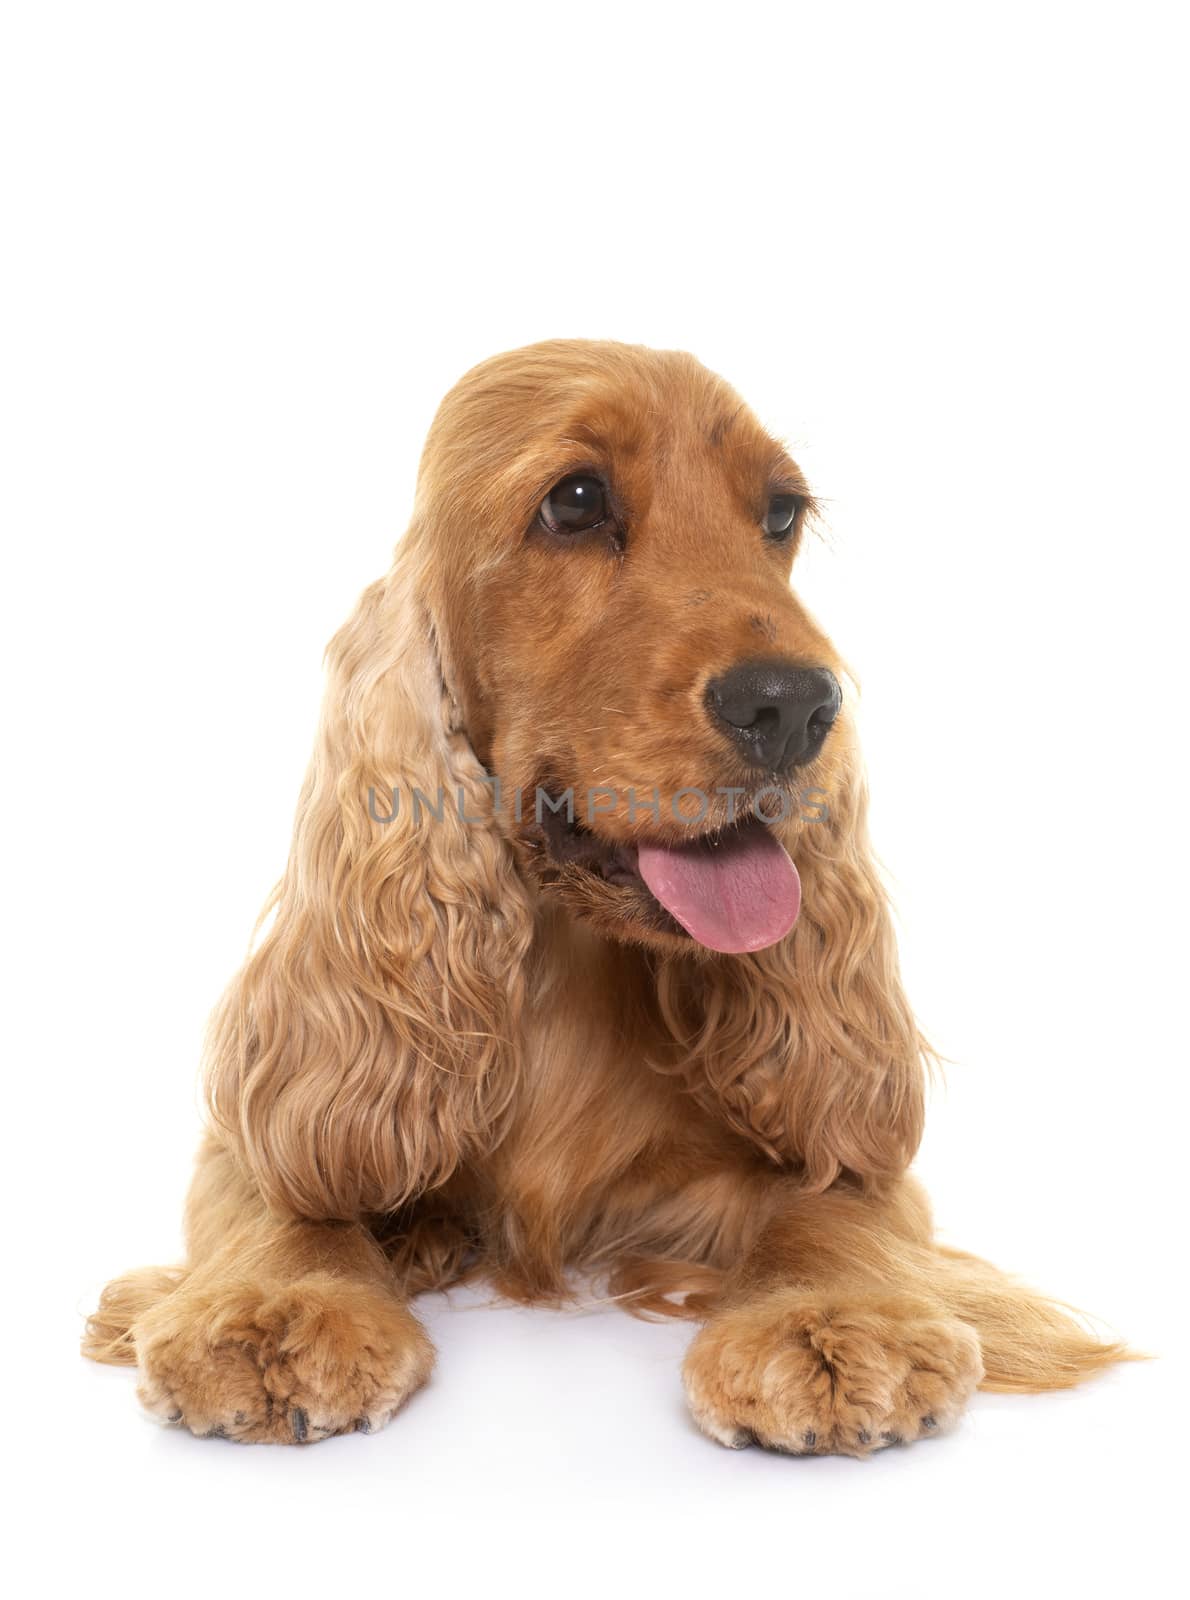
[82,1266,187,1366]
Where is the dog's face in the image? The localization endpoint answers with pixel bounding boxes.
[417,340,848,955]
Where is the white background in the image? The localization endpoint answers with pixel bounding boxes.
[2,3,1186,1597]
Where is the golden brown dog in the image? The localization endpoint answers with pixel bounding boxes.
[85,340,1127,1451]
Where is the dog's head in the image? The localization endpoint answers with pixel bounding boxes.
[208,341,922,1221]
[412,339,849,955]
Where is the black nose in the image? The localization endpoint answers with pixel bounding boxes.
[706,660,841,772]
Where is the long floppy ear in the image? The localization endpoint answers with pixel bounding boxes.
[655,723,926,1193]
[205,543,534,1220]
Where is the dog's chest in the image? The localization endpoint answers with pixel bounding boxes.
[484,934,739,1264]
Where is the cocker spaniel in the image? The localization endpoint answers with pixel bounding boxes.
[85,340,1126,1451]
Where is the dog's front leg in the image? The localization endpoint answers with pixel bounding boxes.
[682,1177,984,1456]
[94,1136,434,1444]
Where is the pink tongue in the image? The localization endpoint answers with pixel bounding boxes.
[636,829,801,954]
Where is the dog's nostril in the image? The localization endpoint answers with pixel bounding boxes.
[747,706,781,736]
[706,660,841,773]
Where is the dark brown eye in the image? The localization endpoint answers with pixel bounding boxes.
[540,474,609,534]
[763,494,799,539]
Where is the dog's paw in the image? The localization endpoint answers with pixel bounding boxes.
[683,1287,983,1457]
[132,1274,433,1443]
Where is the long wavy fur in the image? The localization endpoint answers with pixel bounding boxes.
[205,543,534,1220]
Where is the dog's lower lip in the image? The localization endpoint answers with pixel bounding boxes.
[531,794,690,933]
[599,845,642,886]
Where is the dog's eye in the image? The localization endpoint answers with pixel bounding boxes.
[540,475,609,535]
[763,495,800,539]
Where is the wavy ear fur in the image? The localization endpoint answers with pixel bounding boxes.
[655,723,926,1192]
[206,540,534,1220]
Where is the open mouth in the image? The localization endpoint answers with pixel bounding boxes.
[535,798,802,954]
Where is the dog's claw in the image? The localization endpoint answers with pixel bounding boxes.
[290,1407,309,1443]
[802,1430,817,1449]
[921,1414,938,1431]
[355,1416,372,1434]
